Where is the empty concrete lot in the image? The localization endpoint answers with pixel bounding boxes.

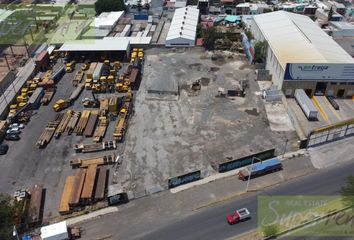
[113,48,297,197]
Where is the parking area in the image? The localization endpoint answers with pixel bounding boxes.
[287,97,354,135]
[112,48,298,197]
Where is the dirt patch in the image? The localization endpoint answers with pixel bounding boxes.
[200,77,210,86]
[245,108,259,116]
[239,63,253,70]
[211,54,226,66]
[210,67,220,72]
[188,63,203,70]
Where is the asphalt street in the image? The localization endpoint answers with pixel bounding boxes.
[142,159,354,240]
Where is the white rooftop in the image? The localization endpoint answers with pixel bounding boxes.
[90,11,124,29]
[253,10,354,69]
[59,39,130,51]
[104,36,152,45]
[166,7,199,41]
[41,221,68,239]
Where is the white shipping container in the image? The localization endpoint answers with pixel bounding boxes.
[41,221,69,240]
[295,89,318,120]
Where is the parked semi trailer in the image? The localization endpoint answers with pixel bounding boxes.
[74,140,117,153]
[70,154,118,168]
[27,184,44,226]
[295,89,318,120]
[238,158,282,180]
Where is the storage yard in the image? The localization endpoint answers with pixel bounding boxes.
[112,48,298,197]
[0,47,143,221]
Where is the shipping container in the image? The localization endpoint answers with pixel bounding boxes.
[59,176,75,215]
[27,184,44,226]
[93,63,104,81]
[129,68,139,88]
[80,164,97,204]
[69,83,84,102]
[87,62,98,80]
[69,169,86,208]
[35,51,50,72]
[295,89,318,120]
[28,87,44,109]
[94,167,108,202]
[51,65,65,82]
[134,14,148,20]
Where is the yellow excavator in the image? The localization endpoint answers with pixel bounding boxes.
[82,92,99,108]
[53,99,71,112]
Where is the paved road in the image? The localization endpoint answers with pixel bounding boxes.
[142,159,354,240]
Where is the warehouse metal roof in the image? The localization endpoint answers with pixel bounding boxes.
[253,11,354,69]
[166,7,199,41]
[59,39,129,51]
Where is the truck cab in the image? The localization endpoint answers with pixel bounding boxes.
[227,208,250,225]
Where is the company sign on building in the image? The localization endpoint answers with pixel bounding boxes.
[284,63,354,81]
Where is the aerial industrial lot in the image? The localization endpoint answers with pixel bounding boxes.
[0,0,353,239]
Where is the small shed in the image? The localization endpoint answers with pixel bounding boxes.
[41,221,68,240]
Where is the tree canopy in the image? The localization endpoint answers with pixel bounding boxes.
[0,194,17,239]
[94,0,126,15]
[340,175,354,207]
[201,27,221,50]
[254,41,268,63]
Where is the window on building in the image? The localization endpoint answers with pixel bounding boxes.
[339,82,347,85]
[330,82,337,85]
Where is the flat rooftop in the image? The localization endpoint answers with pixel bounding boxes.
[59,39,130,52]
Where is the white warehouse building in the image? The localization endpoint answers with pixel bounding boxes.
[251,11,354,98]
[165,7,200,47]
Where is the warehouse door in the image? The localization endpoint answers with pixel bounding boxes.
[337,89,345,98]
[315,82,327,95]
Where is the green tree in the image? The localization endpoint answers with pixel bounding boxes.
[262,224,279,238]
[94,0,126,15]
[0,194,17,239]
[254,40,268,63]
[328,6,334,22]
[340,175,354,207]
[263,8,273,13]
[201,27,221,50]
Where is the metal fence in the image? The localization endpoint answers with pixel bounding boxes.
[218,149,275,173]
[307,118,354,147]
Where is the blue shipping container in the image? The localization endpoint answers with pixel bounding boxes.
[134,14,148,20]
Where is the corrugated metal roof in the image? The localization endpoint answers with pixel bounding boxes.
[166,7,199,41]
[59,39,129,51]
[253,11,354,69]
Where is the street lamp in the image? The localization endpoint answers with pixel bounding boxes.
[246,156,262,192]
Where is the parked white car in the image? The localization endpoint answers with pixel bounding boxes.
[10,123,24,129]
[7,128,21,135]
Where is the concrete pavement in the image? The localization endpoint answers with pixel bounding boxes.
[309,137,354,169]
[78,154,314,240]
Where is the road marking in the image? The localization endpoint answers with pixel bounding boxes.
[312,96,329,124]
[324,96,342,120]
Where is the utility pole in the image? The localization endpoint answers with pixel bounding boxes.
[246,156,262,192]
